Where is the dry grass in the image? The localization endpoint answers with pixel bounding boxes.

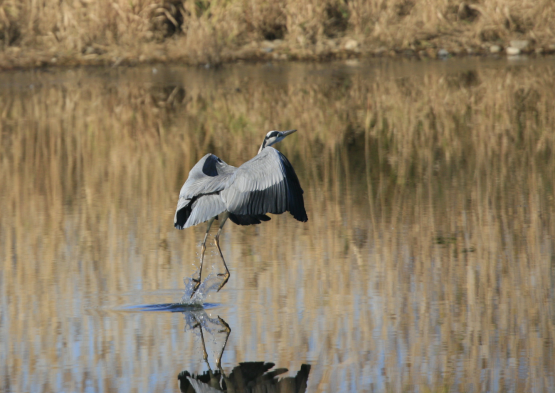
[1,0,555,68]
[1,60,555,391]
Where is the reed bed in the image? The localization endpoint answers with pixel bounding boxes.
[1,0,555,69]
[0,60,555,391]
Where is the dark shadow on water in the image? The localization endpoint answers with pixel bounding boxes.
[122,302,220,312]
[178,312,311,393]
[179,363,311,393]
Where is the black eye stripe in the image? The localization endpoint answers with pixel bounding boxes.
[265,131,280,139]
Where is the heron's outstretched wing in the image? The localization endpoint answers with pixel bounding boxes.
[178,154,236,199]
[174,154,236,229]
[175,194,227,229]
[221,147,308,222]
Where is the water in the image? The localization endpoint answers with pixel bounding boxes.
[180,275,227,305]
[1,58,555,392]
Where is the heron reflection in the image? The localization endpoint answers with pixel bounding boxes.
[177,312,310,393]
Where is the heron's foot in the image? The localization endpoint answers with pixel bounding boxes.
[190,277,201,299]
[217,316,231,333]
[216,273,230,292]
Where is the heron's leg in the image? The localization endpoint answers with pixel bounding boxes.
[214,212,230,292]
[193,316,210,367]
[191,217,215,297]
[215,316,231,369]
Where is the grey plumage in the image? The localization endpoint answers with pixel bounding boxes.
[174,154,235,229]
[175,143,307,229]
[174,129,307,295]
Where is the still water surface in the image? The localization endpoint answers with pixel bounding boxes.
[1,58,555,392]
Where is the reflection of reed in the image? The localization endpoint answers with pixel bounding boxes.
[178,313,310,393]
[1,61,555,391]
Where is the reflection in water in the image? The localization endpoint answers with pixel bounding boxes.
[178,313,310,393]
[1,59,555,392]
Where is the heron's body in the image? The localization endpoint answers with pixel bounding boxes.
[174,130,307,296]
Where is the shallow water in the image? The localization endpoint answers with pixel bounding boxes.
[1,58,555,392]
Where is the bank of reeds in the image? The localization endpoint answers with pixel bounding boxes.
[1,0,555,69]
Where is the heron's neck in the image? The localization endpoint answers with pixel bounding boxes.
[257,140,266,154]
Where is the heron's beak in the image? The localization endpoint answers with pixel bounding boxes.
[282,129,297,137]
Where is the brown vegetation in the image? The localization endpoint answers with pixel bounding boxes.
[1,0,555,69]
[1,60,555,391]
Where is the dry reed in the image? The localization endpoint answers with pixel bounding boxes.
[1,0,555,68]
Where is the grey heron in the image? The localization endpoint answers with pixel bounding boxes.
[174,129,308,296]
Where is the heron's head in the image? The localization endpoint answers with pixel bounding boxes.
[258,129,297,154]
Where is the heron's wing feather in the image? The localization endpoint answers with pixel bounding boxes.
[228,213,271,226]
[175,194,228,229]
[178,154,236,199]
[174,196,190,227]
[174,154,235,229]
[221,147,308,222]
[188,195,227,227]
[186,377,221,393]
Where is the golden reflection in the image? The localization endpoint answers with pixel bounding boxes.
[177,313,310,393]
[0,60,554,391]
